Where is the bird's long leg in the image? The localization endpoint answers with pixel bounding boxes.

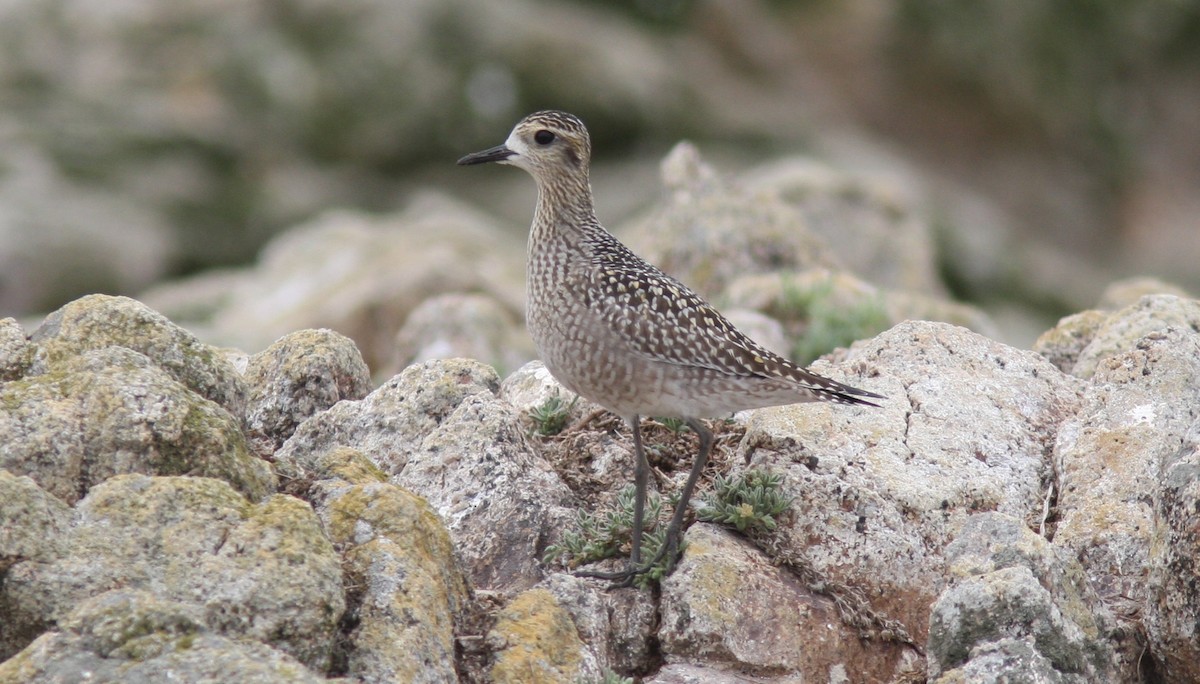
[628,414,647,569]
[639,418,712,574]
[575,415,649,585]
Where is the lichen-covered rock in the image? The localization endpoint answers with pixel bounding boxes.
[533,573,656,676]
[0,346,274,504]
[660,524,913,680]
[244,328,372,454]
[1096,277,1191,310]
[0,471,70,572]
[0,319,33,381]
[275,358,501,478]
[279,358,574,590]
[1033,309,1108,373]
[29,294,248,415]
[489,588,588,684]
[1053,326,1200,673]
[2,475,344,670]
[0,471,72,658]
[1069,294,1200,379]
[743,320,1082,644]
[927,514,1115,680]
[0,590,325,684]
[305,447,470,684]
[1146,420,1200,682]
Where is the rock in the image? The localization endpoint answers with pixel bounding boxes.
[488,588,589,684]
[244,328,372,454]
[619,143,838,300]
[278,358,574,591]
[148,197,526,370]
[1146,420,1200,682]
[0,346,274,504]
[742,320,1082,645]
[0,590,326,684]
[392,292,532,378]
[741,156,944,295]
[275,358,501,478]
[927,513,1115,680]
[1033,310,1108,374]
[2,475,344,670]
[1096,277,1192,310]
[0,472,73,658]
[1052,327,1200,623]
[306,448,470,684]
[30,294,248,416]
[1052,325,1200,674]
[659,524,911,680]
[0,471,71,572]
[1069,294,1200,379]
[0,319,34,381]
[533,573,656,676]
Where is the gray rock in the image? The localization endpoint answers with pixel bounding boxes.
[244,328,372,454]
[0,346,274,504]
[392,292,532,378]
[0,319,33,382]
[1052,325,1200,673]
[30,294,248,416]
[742,320,1083,641]
[0,590,325,684]
[931,638,1075,684]
[3,475,344,670]
[928,513,1115,680]
[929,567,1099,682]
[306,448,470,684]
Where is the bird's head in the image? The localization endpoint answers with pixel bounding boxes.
[457,110,592,184]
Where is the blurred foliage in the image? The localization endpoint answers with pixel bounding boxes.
[776,275,890,365]
[893,0,1200,183]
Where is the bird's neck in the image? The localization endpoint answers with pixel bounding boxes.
[531,174,599,245]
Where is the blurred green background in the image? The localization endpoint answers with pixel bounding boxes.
[2,0,1198,341]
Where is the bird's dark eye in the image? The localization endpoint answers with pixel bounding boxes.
[534,129,555,145]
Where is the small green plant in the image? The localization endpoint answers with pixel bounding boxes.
[779,277,890,365]
[698,470,793,533]
[653,416,687,433]
[529,393,578,436]
[544,485,678,587]
[578,669,634,684]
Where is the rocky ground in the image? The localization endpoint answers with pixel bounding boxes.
[2,139,1199,681]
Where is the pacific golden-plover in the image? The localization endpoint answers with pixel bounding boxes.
[458,110,884,583]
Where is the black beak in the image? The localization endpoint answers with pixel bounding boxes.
[457,144,515,166]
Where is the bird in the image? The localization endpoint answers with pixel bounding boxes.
[458,110,884,584]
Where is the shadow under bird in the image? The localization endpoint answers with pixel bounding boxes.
[458,110,884,584]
